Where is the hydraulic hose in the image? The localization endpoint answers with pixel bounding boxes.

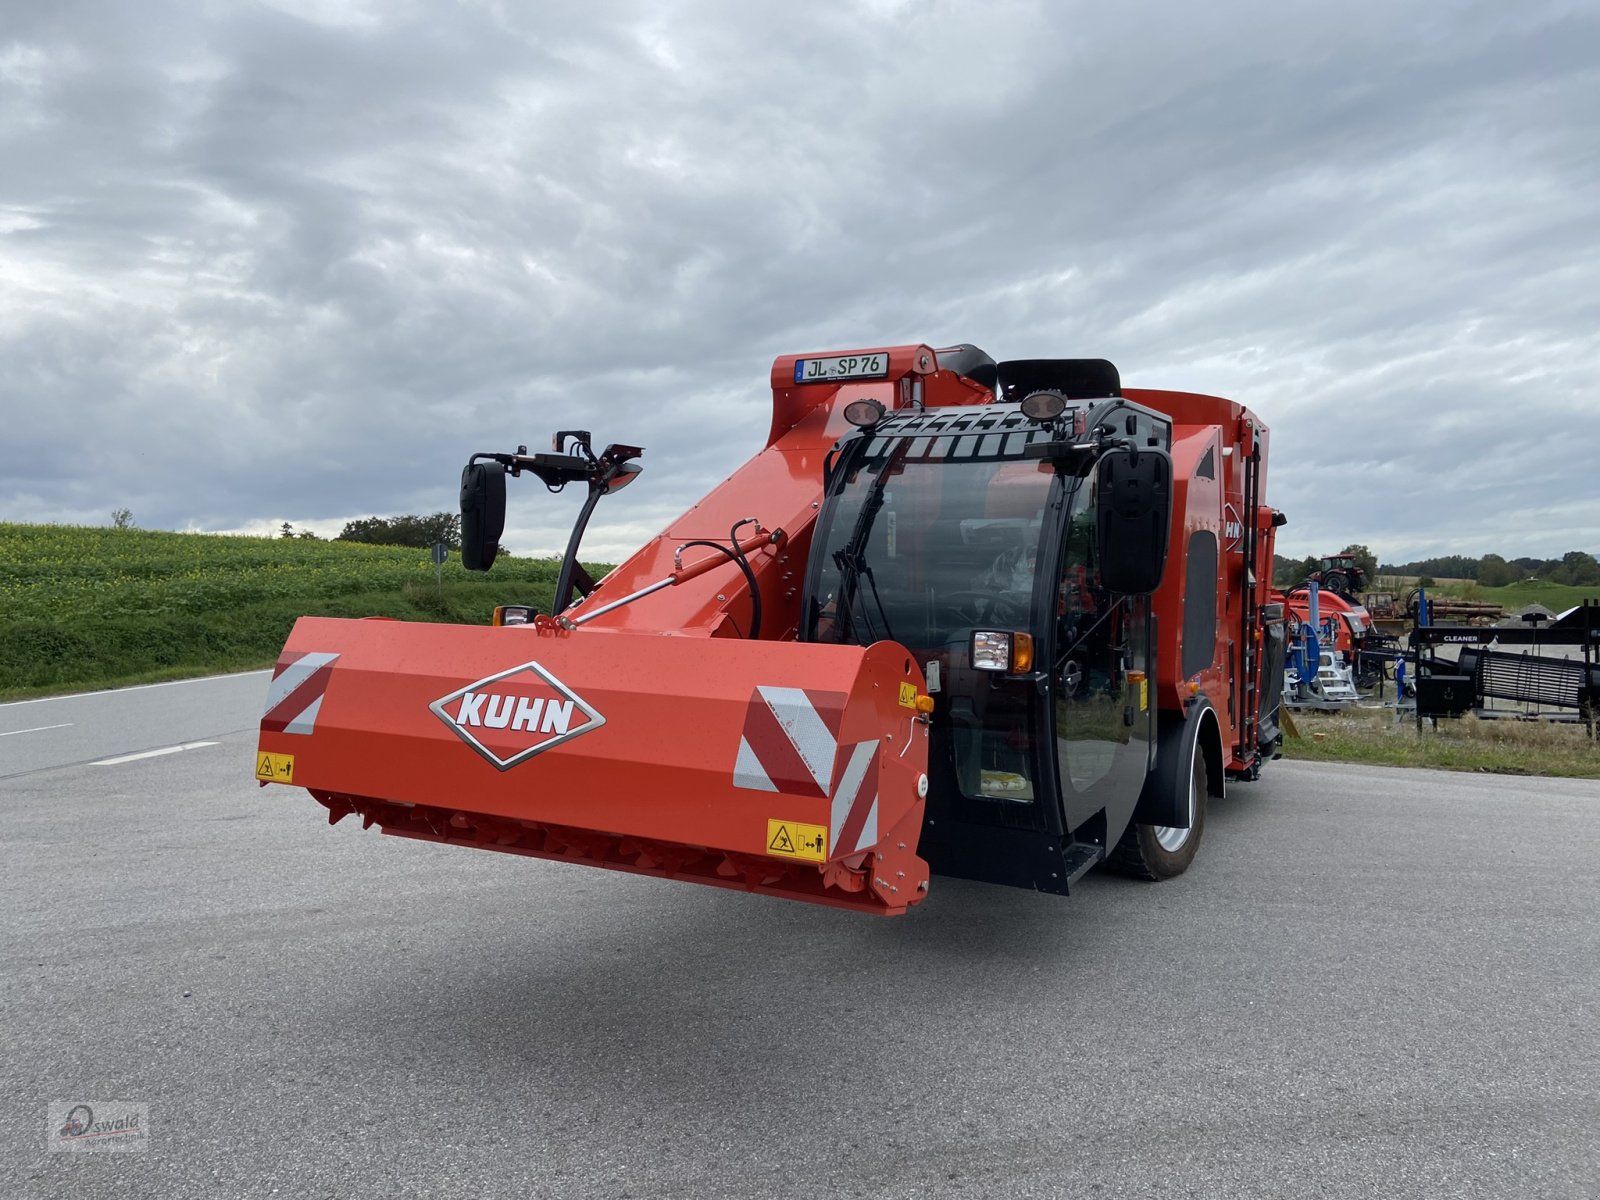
[677,535,763,641]
[729,519,765,642]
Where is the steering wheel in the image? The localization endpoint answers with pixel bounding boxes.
[937,591,1027,627]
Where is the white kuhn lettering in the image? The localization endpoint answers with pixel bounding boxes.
[456,692,574,735]
[427,660,605,772]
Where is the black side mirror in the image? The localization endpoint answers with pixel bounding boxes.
[1096,447,1172,594]
[460,462,507,571]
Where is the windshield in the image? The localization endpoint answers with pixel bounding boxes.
[806,441,1057,652]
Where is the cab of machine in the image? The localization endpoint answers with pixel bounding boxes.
[801,398,1173,890]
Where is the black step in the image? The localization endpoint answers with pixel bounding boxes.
[1062,843,1103,885]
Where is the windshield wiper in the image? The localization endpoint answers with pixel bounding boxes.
[832,546,896,644]
[830,440,907,645]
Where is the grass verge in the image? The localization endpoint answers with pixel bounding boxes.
[1282,708,1600,778]
[0,523,606,701]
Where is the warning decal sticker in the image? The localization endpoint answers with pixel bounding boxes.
[256,751,296,783]
[766,820,828,863]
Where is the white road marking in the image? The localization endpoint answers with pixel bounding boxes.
[0,723,74,737]
[0,669,273,709]
[91,741,221,766]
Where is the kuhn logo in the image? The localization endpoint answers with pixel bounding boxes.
[429,661,605,770]
[1223,503,1244,549]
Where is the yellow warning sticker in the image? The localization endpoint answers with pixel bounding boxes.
[1139,678,1148,712]
[256,751,296,783]
[766,819,828,863]
[898,682,919,709]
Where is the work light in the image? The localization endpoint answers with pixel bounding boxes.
[843,398,886,428]
[972,631,1034,673]
[1020,390,1067,421]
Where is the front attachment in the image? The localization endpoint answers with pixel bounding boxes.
[256,618,931,914]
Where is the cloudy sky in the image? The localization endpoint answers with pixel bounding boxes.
[3,0,1596,563]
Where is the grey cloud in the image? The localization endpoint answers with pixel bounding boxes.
[2,0,1596,567]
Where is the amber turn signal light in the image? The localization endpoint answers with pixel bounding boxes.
[1010,632,1034,673]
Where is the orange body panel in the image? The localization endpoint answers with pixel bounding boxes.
[261,618,931,913]
[1136,389,1276,772]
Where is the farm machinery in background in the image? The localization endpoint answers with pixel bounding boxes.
[1363,588,1505,635]
[1277,574,1403,709]
[1277,583,1362,709]
[256,342,1288,916]
[1410,599,1600,733]
[1304,552,1368,600]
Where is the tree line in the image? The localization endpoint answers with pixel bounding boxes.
[278,512,462,549]
[109,508,461,550]
[1378,550,1600,587]
[1272,545,1600,588]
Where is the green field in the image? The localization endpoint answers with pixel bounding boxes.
[0,524,592,699]
[1445,580,1597,612]
[1377,577,1596,612]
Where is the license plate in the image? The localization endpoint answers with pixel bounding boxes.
[793,353,889,384]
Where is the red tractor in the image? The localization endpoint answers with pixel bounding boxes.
[1304,552,1369,600]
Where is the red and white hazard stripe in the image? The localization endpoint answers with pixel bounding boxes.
[828,740,880,858]
[733,686,845,797]
[732,685,881,857]
[261,651,339,735]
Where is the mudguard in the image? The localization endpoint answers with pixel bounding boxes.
[1130,698,1223,829]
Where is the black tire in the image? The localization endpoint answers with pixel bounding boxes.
[1109,752,1207,880]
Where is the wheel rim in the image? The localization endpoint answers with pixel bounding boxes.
[1153,758,1197,852]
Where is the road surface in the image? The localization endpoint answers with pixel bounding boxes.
[0,671,271,779]
[2,676,1597,1197]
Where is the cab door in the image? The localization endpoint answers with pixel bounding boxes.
[1048,471,1156,840]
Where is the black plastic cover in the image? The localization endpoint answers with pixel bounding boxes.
[460,462,507,572]
[1098,448,1173,595]
[1416,674,1475,718]
[997,359,1121,401]
[1257,607,1287,751]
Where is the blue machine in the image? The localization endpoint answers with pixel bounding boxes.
[1284,582,1359,709]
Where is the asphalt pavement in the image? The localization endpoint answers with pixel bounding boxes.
[2,676,1598,1198]
[0,671,271,778]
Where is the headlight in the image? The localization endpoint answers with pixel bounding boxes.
[972,631,1034,673]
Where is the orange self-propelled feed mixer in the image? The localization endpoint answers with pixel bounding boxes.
[256,344,1286,916]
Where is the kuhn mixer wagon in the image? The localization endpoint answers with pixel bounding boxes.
[256,343,1287,915]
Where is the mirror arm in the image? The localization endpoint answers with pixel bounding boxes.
[551,453,640,615]
[552,476,611,617]
[466,438,645,601]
